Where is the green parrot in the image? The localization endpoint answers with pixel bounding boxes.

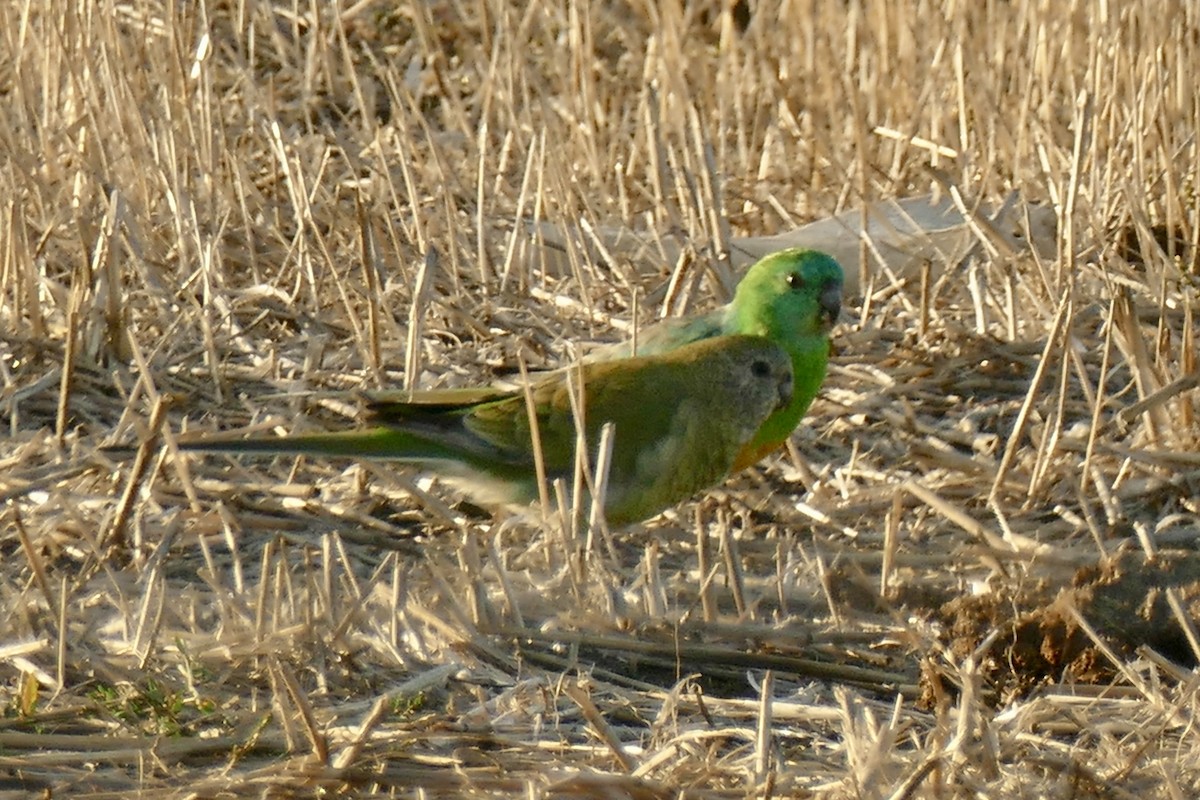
[176,334,794,527]
[601,248,843,470]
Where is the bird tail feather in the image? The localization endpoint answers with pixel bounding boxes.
[176,428,452,461]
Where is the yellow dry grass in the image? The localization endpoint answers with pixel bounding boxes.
[2,0,1200,797]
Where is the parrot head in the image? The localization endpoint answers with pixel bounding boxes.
[728,248,845,341]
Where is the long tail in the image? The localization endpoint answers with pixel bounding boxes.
[176,427,452,461]
[173,426,536,508]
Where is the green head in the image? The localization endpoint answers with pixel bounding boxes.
[721,248,843,469]
[726,248,844,341]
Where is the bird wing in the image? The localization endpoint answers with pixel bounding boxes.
[587,309,727,360]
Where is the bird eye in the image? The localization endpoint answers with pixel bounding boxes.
[750,359,772,378]
[786,272,805,291]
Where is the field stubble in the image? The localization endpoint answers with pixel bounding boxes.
[1,0,1200,797]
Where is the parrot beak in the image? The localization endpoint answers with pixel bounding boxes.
[819,280,842,327]
[776,372,794,412]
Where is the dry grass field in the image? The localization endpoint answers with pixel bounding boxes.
[3,0,1200,796]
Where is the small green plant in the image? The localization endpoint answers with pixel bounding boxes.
[390,691,427,717]
[88,679,215,737]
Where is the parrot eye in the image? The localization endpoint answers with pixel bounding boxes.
[786,272,805,291]
[750,359,772,378]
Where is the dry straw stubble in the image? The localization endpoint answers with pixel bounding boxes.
[1,0,1200,797]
